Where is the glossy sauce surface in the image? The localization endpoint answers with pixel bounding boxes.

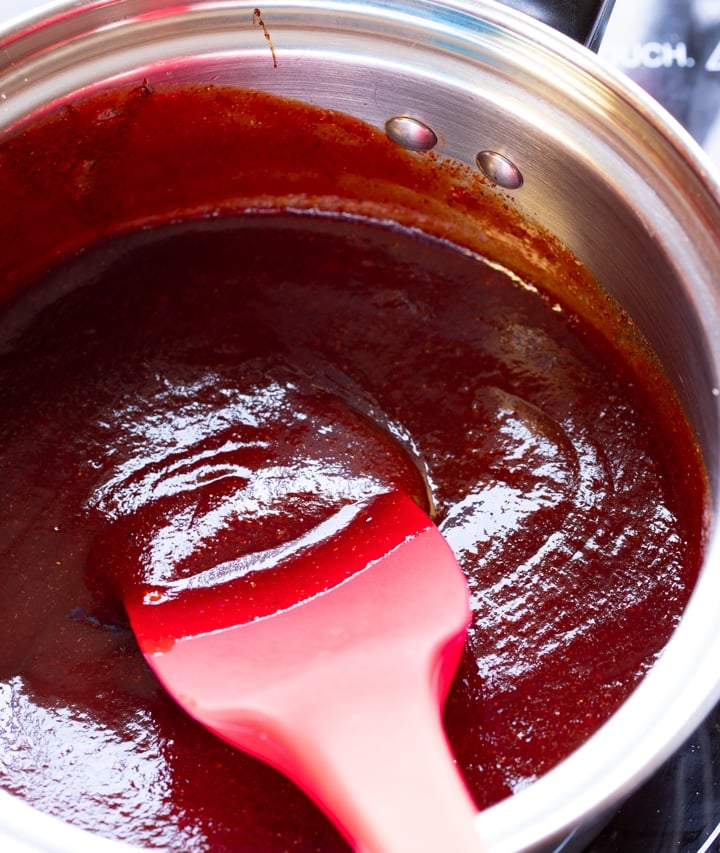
[0,85,708,850]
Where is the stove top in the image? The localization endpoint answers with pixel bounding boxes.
[0,1,719,852]
[600,0,720,168]
[583,706,720,852]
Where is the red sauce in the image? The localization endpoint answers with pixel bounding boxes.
[0,84,708,850]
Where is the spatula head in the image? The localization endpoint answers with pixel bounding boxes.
[126,488,471,745]
[126,490,467,644]
[125,491,476,852]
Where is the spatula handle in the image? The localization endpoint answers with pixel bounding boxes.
[258,644,484,852]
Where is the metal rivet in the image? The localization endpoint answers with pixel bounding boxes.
[475,150,524,189]
[385,116,438,151]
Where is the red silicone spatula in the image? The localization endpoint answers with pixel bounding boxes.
[124,490,483,852]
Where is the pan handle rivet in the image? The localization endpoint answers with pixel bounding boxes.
[476,150,524,189]
[385,116,438,151]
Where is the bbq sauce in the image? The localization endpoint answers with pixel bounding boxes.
[0,84,708,851]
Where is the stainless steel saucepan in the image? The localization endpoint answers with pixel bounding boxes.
[0,1,719,851]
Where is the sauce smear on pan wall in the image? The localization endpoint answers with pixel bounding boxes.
[0,83,708,850]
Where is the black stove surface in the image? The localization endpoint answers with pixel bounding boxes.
[584,704,720,851]
[588,2,720,851]
[600,0,720,165]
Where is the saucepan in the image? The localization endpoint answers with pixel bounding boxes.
[0,0,719,851]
